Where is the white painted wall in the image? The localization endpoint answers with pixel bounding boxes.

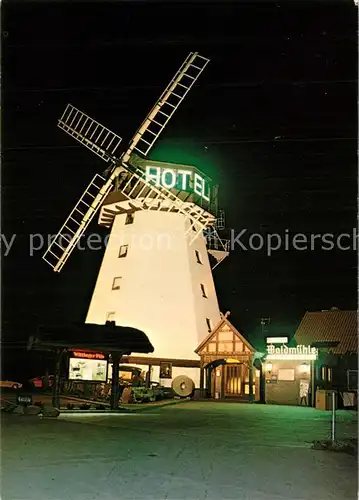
[86,207,221,364]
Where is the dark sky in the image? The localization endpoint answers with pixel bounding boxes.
[2,0,357,368]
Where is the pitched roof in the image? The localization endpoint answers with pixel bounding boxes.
[195,314,255,354]
[294,309,358,355]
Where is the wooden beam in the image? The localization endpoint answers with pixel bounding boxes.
[121,355,200,368]
[110,352,122,410]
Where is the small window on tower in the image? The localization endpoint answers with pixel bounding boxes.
[118,245,128,258]
[125,213,134,225]
[206,318,212,332]
[112,277,122,290]
[200,284,207,298]
[195,250,202,264]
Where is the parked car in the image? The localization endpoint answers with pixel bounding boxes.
[0,380,23,390]
[29,375,54,389]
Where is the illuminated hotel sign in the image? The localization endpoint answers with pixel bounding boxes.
[266,344,318,360]
[145,166,210,202]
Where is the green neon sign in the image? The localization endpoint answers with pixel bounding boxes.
[145,165,210,202]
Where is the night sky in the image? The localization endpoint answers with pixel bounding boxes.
[2,1,357,377]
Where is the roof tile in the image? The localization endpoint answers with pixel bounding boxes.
[294,309,358,355]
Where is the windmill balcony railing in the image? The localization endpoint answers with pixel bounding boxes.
[206,236,230,253]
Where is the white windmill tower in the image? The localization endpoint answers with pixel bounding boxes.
[43,52,229,391]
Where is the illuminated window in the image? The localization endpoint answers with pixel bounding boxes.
[125,213,134,225]
[322,366,333,382]
[106,312,116,322]
[112,277,122,290]
[195,250,202,264]
[200,284,207,298]
[206,318,212,332]
[118,245,128,258]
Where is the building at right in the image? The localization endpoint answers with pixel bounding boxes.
[264,308,358,408]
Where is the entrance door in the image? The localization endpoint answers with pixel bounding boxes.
[224,364,242,397]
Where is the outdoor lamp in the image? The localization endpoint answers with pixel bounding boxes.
[299,363,310,374]
[265,362,273,372]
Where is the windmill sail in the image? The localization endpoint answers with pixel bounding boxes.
[42,172,121,272]
[58,104,122,162]
[122,52,209,163]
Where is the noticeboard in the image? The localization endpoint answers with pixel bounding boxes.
[68,357,108,382]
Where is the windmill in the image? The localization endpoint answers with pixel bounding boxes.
[43,52,230,391]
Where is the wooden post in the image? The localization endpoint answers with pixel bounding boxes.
[145,365,152,388]
[52,349,62,409]
[259,362,266,403]
[44,367,49,391]
[310,359,316,407]
[240,363,245,395]
[110,352,121,410]
[220,364,225,399]
[207,366,212,398]
[199,363,204,397]
[248,359,254,402]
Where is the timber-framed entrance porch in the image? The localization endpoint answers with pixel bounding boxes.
[195,313,259,401]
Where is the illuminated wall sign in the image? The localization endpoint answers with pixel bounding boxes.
[266,344,318,360]
[266,337,289,344]
[68,357,108,382]
[145,166,210,202]
[72,351,105,360]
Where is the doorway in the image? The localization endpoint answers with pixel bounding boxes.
[224,364,243,397]
[207,361,246,399]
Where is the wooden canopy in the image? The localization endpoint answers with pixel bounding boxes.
[27,321,154,355]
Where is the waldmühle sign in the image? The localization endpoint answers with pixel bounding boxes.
[266,344,318,360]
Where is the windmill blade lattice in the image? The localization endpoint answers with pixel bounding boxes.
[42,172,117,272]
[122,52,209,163]
[58,104,122,162]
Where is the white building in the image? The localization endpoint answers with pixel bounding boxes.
[86,160,226,389]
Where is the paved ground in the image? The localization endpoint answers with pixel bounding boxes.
[1,402,357,500]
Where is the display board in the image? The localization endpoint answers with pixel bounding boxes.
[278,369,295,381]
[68,357,108,382]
